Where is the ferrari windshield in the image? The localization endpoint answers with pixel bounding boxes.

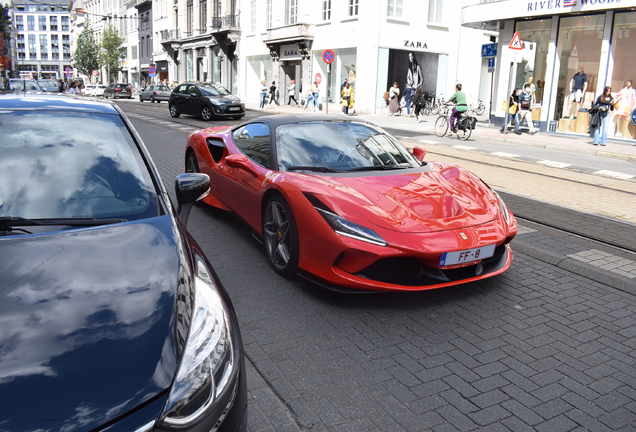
[199,83,232,96]
[0,110,158,222]
[276,121,420,172]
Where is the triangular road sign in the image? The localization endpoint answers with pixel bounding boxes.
[571,44,578,57]
[509,32,522,50]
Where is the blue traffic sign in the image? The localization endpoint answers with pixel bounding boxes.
[481,43,497,58]
[631,108,636,126]
[488,57,495,68]
[322,49,335,64]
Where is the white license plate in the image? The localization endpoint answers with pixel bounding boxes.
[229,107,240,111]
[439,244,496,266]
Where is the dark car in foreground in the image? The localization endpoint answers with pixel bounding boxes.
[169,82,245,121]
[104,82,133,99]
[185,115,517,293]
[0,94,247,432]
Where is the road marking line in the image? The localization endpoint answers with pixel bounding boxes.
[453,145,477,150]
[419,140,439,144]
[491,152,519,158]
[537,160,571,168]
[594,170,634,179]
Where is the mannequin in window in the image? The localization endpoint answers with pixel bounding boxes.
[614,79,635,137]
[564,65,587,120]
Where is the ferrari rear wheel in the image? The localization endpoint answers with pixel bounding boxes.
[186,151,199,173]
[263,196,299,276]
[435,116,449,137]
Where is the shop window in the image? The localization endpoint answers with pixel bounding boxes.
[610,12,636,140]
[514,19,552,124]
[555,14,605,121]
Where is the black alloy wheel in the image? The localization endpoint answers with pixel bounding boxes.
[263,196,299,276]
[170,104,180,118]
[201,106,213,121]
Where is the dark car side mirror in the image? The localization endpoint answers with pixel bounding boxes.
[175,173,210,226]
[413,146,426,161]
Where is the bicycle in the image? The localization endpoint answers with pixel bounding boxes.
[380,97,390,115]
[434,104,474,141]
[469,99,486,116]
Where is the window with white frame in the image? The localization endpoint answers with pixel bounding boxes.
[250,0,256,32]
[387,0,402,18]
[266,0,272,29]
[322,0,331,21]
[348,0,358,17]
[428,0,442,23]
[287,0,297,25]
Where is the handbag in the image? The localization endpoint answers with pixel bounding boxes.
[508,103,517,115]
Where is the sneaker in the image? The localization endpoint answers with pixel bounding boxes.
[593,143,598,145]
[515,131,522,135]
[529,131,536,135]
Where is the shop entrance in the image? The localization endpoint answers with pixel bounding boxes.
[282,61,301,104]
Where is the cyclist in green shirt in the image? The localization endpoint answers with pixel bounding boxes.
[447,83,468,133]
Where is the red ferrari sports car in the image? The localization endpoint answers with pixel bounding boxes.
[185,115,517,293]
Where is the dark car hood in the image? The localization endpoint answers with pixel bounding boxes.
[211,94,241,103]
[0,216,186,431]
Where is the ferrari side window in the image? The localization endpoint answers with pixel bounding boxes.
[232,123,271,169]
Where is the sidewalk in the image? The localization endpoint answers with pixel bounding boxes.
[248,102,636,163]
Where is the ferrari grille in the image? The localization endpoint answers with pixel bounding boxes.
[353,245,508,287]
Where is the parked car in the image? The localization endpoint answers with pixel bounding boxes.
[83,83,96,95]
[184,115,518,293]
[103,82,132,99]
[0,93,248,432]
[92,83,108,97]
[169,82,245,120]
[3,78,42,93]
[37,79,62,92]
[140,84,171,103]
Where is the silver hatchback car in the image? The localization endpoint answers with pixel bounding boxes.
[139,84,171,103]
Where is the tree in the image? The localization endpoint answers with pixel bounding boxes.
[99,25,126,83]
[74,24,100,78]
[1,4,12,41]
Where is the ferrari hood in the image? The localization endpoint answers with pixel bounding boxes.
[0,216,183,431]
[314,163,497,233]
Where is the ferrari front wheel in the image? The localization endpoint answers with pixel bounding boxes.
[263,196,299,276]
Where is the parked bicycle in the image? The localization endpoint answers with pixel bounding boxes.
[434,104,475,141]
[469,99,486,116]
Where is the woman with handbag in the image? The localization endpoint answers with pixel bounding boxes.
[500,89,521,135]
[592,86,615,146]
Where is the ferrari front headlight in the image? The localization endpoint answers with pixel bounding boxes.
[159,254,236,429]
[492,191,511,225]
[316,208,387,247]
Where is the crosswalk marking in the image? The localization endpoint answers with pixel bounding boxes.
[594,170,634,180]
[491,152,519,158]
[453,145,477,150]
[419,140,439,144]
[537,160,571,168]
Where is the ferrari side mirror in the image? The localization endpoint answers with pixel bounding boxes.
[413,146,426,161]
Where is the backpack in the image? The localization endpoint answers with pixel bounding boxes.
[520,94,531,110]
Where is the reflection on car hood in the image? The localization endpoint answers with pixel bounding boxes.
[211,94,241,103]
[0,216,185,431]
[305,162,497,233]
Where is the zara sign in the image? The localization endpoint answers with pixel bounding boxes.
[280,44,302,61]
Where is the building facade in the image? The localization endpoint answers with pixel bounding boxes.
[463,0,636,141]
[10,0,72,80]
[239,0,494,114]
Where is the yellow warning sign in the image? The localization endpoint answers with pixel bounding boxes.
[571,44,578,58]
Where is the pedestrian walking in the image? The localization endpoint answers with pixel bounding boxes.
[304,83,315,110]
[287,80,298,105]
[259,80,268,109]
[312,82,320,111]
[591,86,615,146]
[500,89,521,135]
[341,82,354,115]
[518,84,537,135]
[403,84,413,117]
[413,87,425,122]
[268,81,279,106]
[67,80,78,94]
[388,82,400,116]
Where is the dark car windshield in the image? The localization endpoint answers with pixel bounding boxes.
[199,83,232,96]
[6,80,42,92]
[38,79,60,90]
[0,110,159,222]
[276,121,420,172]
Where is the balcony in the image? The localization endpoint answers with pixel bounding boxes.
[263,23,313,44]
[211,14,239,31]
[160,29,181,43]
